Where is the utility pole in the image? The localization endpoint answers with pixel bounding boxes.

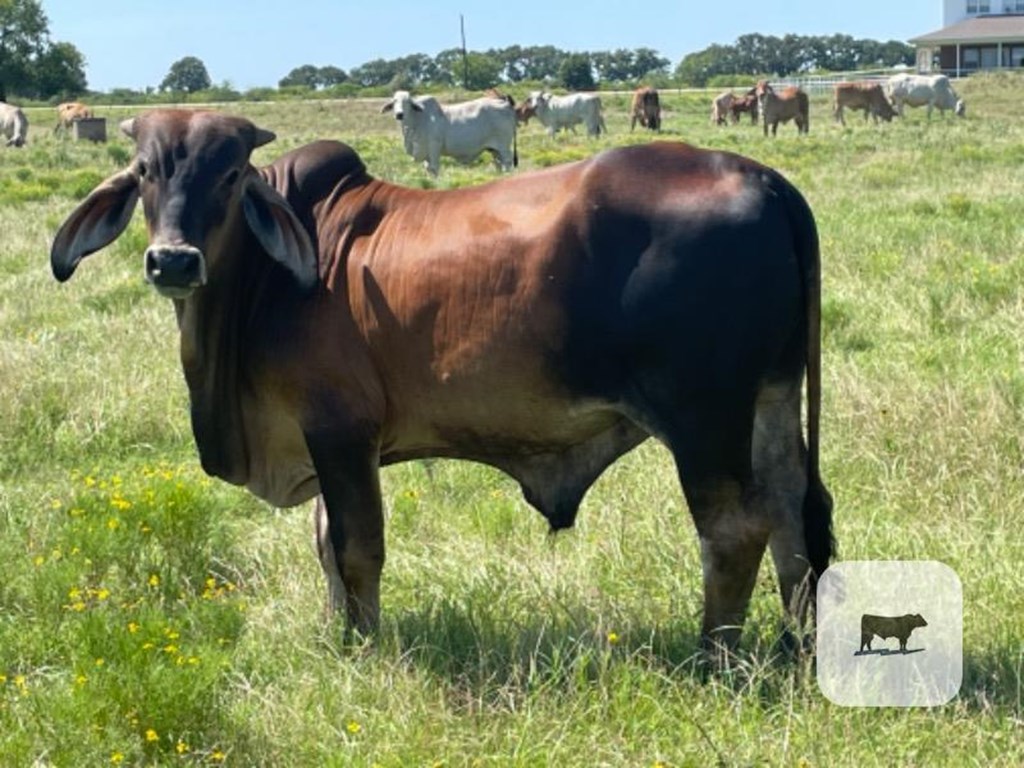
[461,14,469,88]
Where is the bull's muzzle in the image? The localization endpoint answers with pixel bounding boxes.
[144,244,206,298]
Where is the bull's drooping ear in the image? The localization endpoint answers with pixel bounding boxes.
[241,175,318,293]
[120,117,137,139]
[380,100,395,113]
[51,169,140,282]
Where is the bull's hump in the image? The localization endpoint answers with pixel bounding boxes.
[262,140,369,202]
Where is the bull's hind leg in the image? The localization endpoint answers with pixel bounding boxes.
[752,381,815,635]
[659,402,770,655]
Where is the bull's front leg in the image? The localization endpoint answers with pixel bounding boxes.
[306,431,385,638]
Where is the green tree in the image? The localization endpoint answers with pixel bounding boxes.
[0,0,48,100]
[32,40,86,97]
[631,48,670,80]
[317,66,348,87]
[559,53,595,90]
[519,45,565,81]
[160,56,212,93]
[674,44,737,86]
[279,64,320,89]
[349,58,398,87]
[592,49,635,83]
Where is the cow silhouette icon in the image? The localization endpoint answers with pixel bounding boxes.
[858,613,928,654]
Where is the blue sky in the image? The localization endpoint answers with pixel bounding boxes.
[44,0,942,92]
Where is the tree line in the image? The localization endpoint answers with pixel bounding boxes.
[0,0,915,103]
[676,33,915,86]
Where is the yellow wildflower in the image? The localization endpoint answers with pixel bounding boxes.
[607,631,620,645]
[211,749,226,762]
[175,740,190,754]
[145,728,158,742]
[32,555,45,567]
[148,574,160,587]
[110,753,124,765]
[346,720,362,734]
[127,622,140,634]
[107,517,120,530]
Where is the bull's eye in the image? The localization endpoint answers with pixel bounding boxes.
[224,169,240,187]
[137,160,147,179]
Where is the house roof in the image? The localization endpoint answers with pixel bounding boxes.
[910,14,1024,45]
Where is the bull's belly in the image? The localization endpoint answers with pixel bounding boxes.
[378,396,623,465]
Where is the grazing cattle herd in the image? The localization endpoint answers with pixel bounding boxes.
[36,68,970,653]
[2,74,967,159]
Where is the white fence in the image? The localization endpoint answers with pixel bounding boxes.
[738,69,896,95]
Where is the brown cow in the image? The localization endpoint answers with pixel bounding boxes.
[54,101,93,134]
[630,86,661,131]
[729,93,759,125]
[514,101,536,126]
[755,81,809,136]
[833,82,897,126]
[50,109,833,652]
[711,91,735,125]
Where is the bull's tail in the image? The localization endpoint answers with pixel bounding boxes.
[785,179,835,579]
[512,123,518,169]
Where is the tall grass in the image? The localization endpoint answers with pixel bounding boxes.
[1,73,1022,765]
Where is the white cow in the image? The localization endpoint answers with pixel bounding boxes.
[0,102,28,147]
[526,91,606,137]
[886,74,965,118]
[381,90,517,176]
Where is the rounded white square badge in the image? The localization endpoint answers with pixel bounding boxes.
[816,560,962,707]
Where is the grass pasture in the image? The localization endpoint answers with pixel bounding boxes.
[1,75,1022,766]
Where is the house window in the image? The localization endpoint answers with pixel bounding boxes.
[965,0,990,11]
[962,47,980,69]
[1015,0,1024,11]
[980,47,999,68]
[1004,45,1024,67]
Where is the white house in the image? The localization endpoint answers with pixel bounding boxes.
[911,1,1024,74]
